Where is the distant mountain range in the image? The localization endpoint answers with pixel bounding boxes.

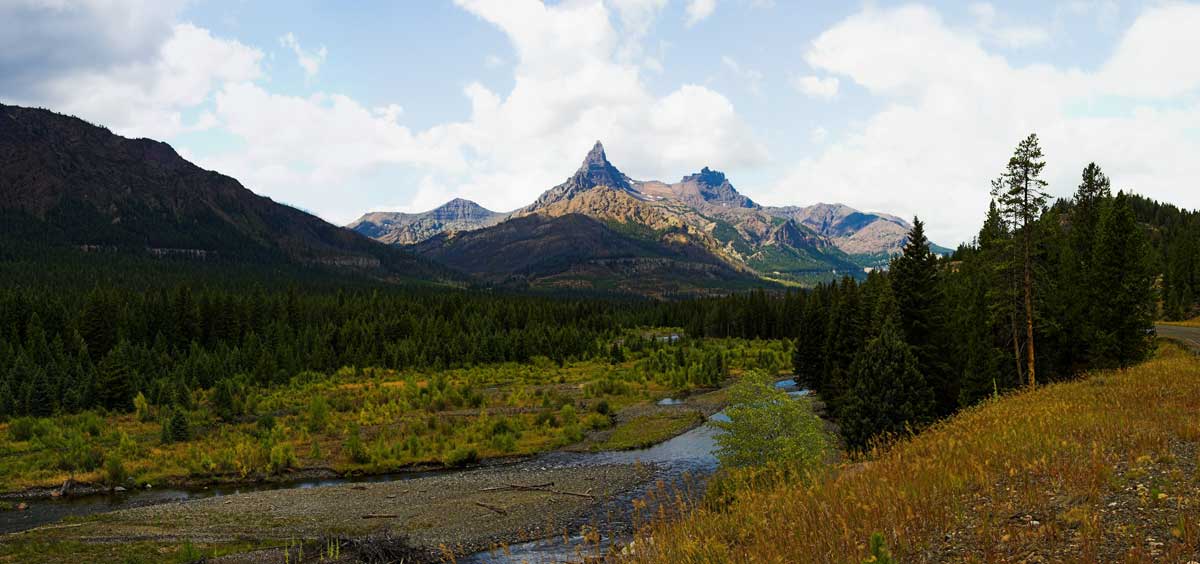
[351,142,945,294]
[0,104,457,283]
[1,103,943,297]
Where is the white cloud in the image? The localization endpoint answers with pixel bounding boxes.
[484,53,505,69]
[1097,3,1200,98]
[0,0,187,97]
[722,55,764,96]
[191,0,764,221]
[809,126,828,144]
[1060,0,1119,30]
[969,2,1049,48]
[359,0,766,215]
[21,23,262,140]
[760,3,1200,245]
[279,32,327,79]
[791,75,839,100]
[684,0,716,27]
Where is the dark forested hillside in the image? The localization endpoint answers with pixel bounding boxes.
[0,104,455,283]
[1128,194,1200,319]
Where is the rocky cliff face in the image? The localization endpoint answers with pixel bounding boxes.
[767,203,915,257]
[525,141,638,211]
[349,198,503,245]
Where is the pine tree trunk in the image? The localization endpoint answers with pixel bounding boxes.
[1022,191,1036,388]
[1010,309,1023,385]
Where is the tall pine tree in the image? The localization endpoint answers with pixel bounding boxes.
[890,218,954,415]
[993,133,1049,386]
[1090,192,1155,367]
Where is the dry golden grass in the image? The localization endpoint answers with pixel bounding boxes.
[622,343,1200,563]
[1161,316,1200,328]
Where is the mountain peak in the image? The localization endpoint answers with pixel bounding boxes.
[430,198,496,222]
[526,141,632,211]
[580,140,608,170]
[680,167,755,208]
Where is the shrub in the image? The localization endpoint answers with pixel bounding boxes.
[161,410,190,444]
[256,414,276,434]
[559,404,577,426]
[57,429,102,476]
[594,400,611,415]
[583,412,611,430]
[8,417,55,442]
[712,371,829,469]
[863,533,895,564]
[307,395,330,433]
[490,433,516,453]
[490,418,513,438]
[269,442,297,474]
[103,453,128,487]
[344,424,369,464]
[442,446,478,468]
[133,392,153,422]
[73,411,105,437]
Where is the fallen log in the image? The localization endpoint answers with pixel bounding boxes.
[479,482,554,492]
[479,482,594,499]
[361,514,399,519]
[474,501,508,515]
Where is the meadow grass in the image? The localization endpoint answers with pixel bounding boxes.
[599,410,706,451]
[1161,316,1200,328]
[622,342,1200,563]
[0,336,792,492]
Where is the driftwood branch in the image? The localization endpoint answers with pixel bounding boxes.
[361,514,399,519]
[474,501,508,515]
[479,481,554,492]
[479,482,594,499]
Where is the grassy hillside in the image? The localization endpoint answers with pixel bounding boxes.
[623,342,1200,563]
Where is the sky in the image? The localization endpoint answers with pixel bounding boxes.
[3,0,1199,245]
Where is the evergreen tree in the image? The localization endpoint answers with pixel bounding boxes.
[95,340,138,412]
[1090,192,1155,367]
[839,319,934,449]
[792,291,827,391]
[79,289,117,362]
[992,134,1049,386]
[890,218,954,415]
[977,200,1023,388]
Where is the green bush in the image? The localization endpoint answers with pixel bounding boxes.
[441,446,478,468]
[256,414,276,434]
[307,395,330,433]
[8,417,56,442]
[712,371,829,469]
[72,411,105,437]
[269,442,296,474]
[863,533,895,564]
[161,410,190,444]
[57,429,102,476]
[133,392,153,422]
[344,424,369,464]
[490,432,516,453]
[103,453,128,487]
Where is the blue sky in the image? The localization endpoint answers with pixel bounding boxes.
[3,0,1199,244]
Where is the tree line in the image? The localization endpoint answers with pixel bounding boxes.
[793,134,1159,448]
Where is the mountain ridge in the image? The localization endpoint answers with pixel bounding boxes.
[0,103,458,283]
[351,142,940,287]
[375,143,882,292]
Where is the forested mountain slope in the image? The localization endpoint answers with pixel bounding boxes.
[0,104,455,283]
